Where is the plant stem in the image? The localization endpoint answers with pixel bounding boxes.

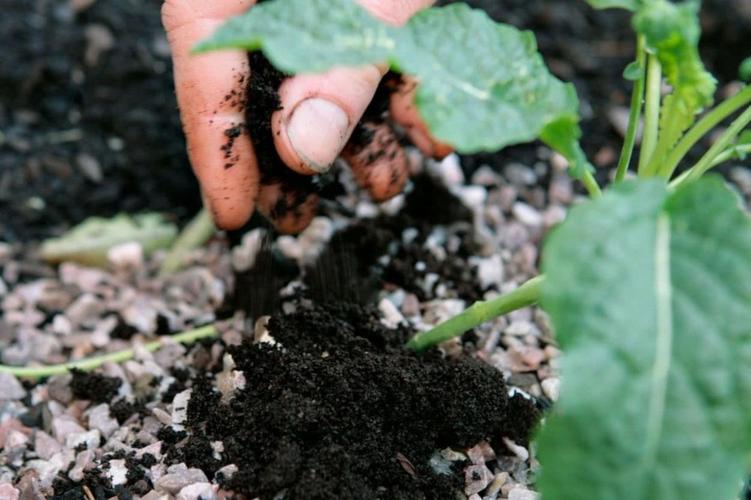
[681,105,751,183]
[580,170,602,197]
[0,325,218,379]
[659,85,751,179]
[615,36,647,182]
[668,144,751,189]
[159,208,216,276]
[638,55,663,176]
[406,275,544,352]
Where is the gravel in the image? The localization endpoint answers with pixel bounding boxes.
[0,150,568,498]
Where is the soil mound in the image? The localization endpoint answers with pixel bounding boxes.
[173,304,539,499]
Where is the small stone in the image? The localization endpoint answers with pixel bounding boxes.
[51,415,85,443]
[485,471,509,497]
[107,242,143,269]
[34,431,62,460]
[541,377,561,401]
[76,153,103,182]
[466,441,496,465]
[156,464,209,494]
[86,404,119,438]
[472,255,503,289]
[456,186,487,210]
[471,165,501,186]
[171,390,192,426]
[232,229,265,272]
[0,373,26,400]
[4,429,29,461]
[65,294,103,328]
[215,464,238,482]
[507,486,540,500]
[121,297,158,333]
[512,202,543,228]
[107,459,129,487]
[177,482,217,500]
[65,429,101,450]
[504,163,537,185]
[378,298,405,329]
[464,464,494,495]
[401,293,421,317]
[0,483,19,500]
[434,153,465,186]
[68,449,95,482]
[502,437,530,462]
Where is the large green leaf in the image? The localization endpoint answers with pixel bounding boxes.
[636,0,717,169]
[586,0,637,10]
[196,0,588,174]
[537,177,751,499]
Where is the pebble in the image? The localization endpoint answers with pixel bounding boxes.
[65,429,101,450]
[64,294,102,328]
[0,483,19,500]
[231,229,265,272]
[508,486,540,500]
[401,293,421,318]
[541,377,561,401]
[156,464,209,494]
[86,404,119,438]
[466,441,496,465]
[502,437,530,462]
[464,464,494,495]
[485,471,509,498]
[504,163,537,185]
[433,154,465,186]
[378,298,405,329]
[171,390,192,426]
[470,166,501,186]
[472,255,503,289]
[0,373,26,400]
[76,153,103,182]
[68,449,95,482]
[107,459,129,486]
[456,186,487,210]
[34,431,62,460]
[177,482,217,500]
[51,415,85,443]
[511,202,543,228]
[107,242,144,269]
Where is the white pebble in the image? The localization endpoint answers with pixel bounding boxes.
[107,241,143,269]
[379,298,405,329]
[177,482,216,500]
[508,486,540,500]
[107,459,129,487]
[0,372,26,400]
[512,202,543,228]
[541,377,561,401]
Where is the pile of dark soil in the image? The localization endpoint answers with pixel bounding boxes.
[171,304,540,499]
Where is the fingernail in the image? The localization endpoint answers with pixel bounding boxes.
[286,98,350,173]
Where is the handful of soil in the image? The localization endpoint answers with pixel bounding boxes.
[173,304,539,499]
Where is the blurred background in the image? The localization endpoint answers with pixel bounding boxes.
[1,0,749,242]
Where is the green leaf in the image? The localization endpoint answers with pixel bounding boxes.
[622,60,643,81]
[40,213,178,267]
[635,0,717,166]
[586,0,637,11]
[537,177,751,499]
[193,0,396,73]
[197,0,585,160]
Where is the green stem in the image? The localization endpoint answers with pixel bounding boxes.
[159,208,216,276]
[659,85,751,179]
[0,325,218,379]
[581,170,602,198]
[668,144,751,189]
[681,106,751,183]
[638,55,663,176]
[406,276,544,352]
[615,36,647,182]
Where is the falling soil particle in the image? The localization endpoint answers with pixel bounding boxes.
[168,304,539,499]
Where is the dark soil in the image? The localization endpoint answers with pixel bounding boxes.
[170,304,539,500]
[69,368,122,404]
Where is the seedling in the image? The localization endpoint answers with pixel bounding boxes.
[199,0,751,497]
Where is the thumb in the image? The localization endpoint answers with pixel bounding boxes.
[272,0,435,175]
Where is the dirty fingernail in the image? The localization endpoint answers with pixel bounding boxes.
[286,98,350,173]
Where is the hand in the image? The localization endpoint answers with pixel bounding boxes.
[162,0,452,232]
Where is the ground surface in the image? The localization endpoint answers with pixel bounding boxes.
[1,0,751,499]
